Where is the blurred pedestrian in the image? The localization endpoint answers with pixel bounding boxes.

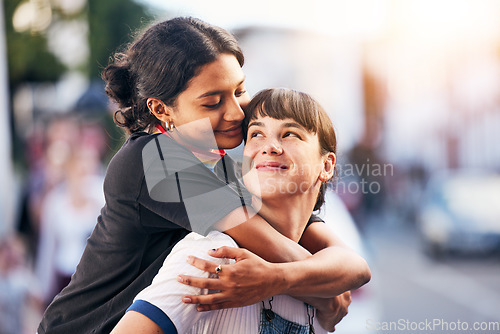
[35,145,104,306]
[0,234,36,334]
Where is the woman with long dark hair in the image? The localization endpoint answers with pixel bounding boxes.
[37,18,369,334]
[112,88,370,333]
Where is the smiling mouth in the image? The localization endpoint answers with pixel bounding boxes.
[255,162,289,171]
[216,126,242,135]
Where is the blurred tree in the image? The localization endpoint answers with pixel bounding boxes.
[4,0,154,86]
[4,0,66,89]
[87,0,153,80]
[85,0,155,159]
[3,0,155,147]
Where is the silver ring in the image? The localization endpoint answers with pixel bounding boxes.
[215,265,222,274]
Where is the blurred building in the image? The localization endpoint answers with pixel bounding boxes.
[224,1,500,227]
[360,0,500,173]
[235,26,365,153]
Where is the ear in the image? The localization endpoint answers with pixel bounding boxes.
[147,98,173,124]
[319,152,336,182]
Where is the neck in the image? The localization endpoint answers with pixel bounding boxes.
[254,186,319,242]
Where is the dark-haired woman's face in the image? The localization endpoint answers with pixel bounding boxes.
[169,54,250,149]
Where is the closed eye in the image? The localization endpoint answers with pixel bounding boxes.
[203,101,222,109]
[235,89,247,97]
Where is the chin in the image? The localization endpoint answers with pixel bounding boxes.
[258,190,291,203]
[252,178,293,198]
[216,136,243,150]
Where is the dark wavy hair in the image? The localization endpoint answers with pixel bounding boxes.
[101,17,244,134]
[243,88,337,211]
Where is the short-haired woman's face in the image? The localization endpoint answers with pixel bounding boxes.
[168,54,250,149]
[242,115,329,201]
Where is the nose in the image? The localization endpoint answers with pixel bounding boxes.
[262,139,283,155]
[224,96,245,122]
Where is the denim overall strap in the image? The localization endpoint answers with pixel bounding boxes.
[258,298,313,334]
[306,303,316,334]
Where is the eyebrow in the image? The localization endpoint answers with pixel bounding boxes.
[196,78,246,99]
[247,121,306,131]
[247,121,264,129]
[282,122,306,131]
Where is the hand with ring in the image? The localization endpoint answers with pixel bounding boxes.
[177,246,282,312]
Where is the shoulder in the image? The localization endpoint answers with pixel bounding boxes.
[141,133,202,173]
[170,231,238,260]
[103,133,165,195]
[156,232,237,276]
[106,132,185,178]
[106,132,153,169]
[132,232,239,332]
[114,132,158,160]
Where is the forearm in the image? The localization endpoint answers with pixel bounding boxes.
[180,244,369,312]
[223,209,370,297]
[276,246,371,298]
[222,209,311,263]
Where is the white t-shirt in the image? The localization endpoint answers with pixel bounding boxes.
[130,231,327,334]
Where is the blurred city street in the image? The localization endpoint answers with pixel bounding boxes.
[363,215,500,333]
[3,0,500,333]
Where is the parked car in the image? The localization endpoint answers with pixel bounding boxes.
[417,170,500,258]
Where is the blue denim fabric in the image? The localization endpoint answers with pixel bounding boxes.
[258,308,313,334]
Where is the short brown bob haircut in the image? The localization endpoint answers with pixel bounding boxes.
[243,88,337,211]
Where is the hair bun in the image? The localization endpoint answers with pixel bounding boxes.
[101,56,136,108]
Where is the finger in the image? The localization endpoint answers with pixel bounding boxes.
[182,292,230,306]
[208,246,245,260]
[177,275,225,290]
[186,256,220,273]
[196,302,235,312]
[343,291,352,304]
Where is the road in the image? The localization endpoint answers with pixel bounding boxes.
[357,220,500,334]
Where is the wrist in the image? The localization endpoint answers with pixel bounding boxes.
[273,260,309,296]
[270,262,290,296]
